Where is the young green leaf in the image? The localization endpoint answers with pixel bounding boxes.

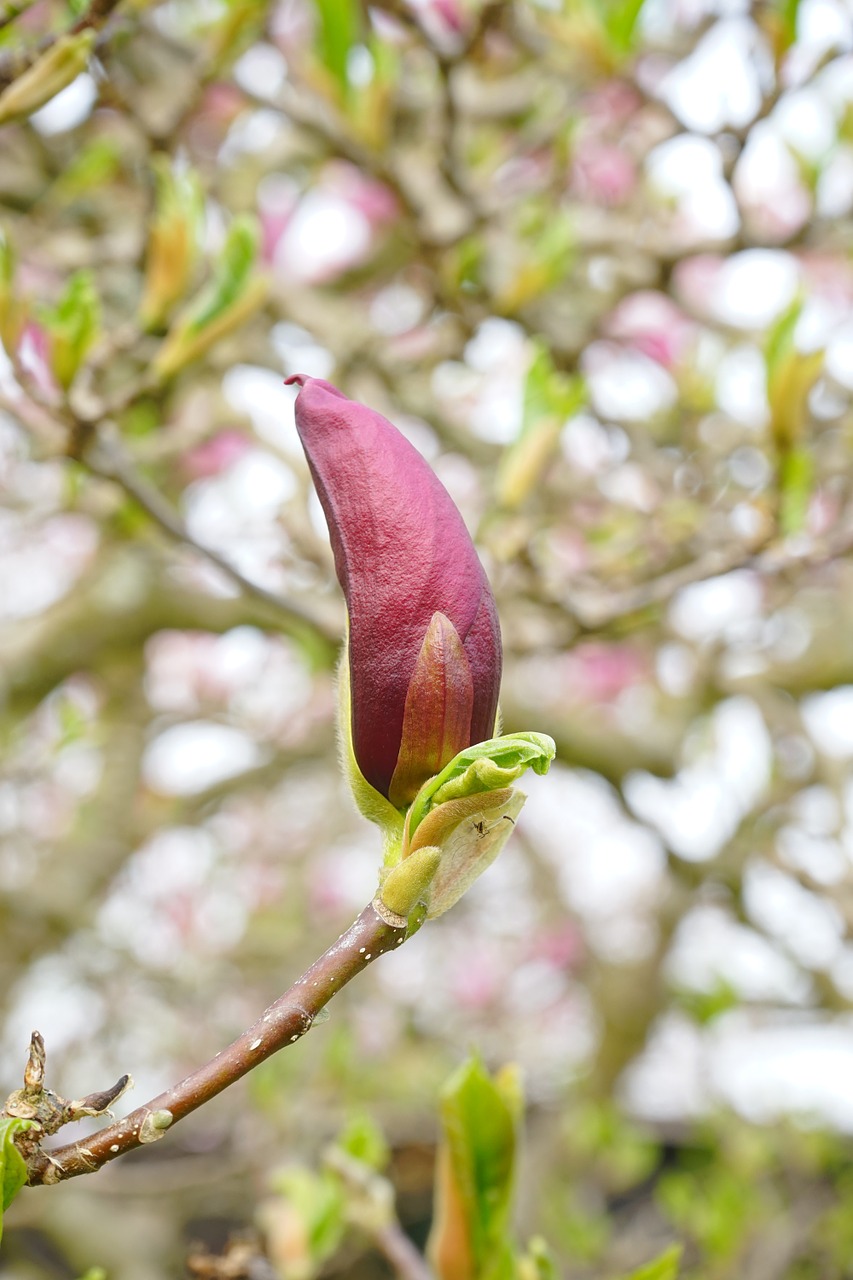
[313,0,361,96]
[39,271,100,390]
[407,732,555,840]
[139,156,204,331]
[497,341,586,509]
[153,215,267,378]
[1,1116,35,1244]
[335,1113,390,1173]
[269,1167,347,1271]
[429,1057,523,1280]
[602,0,646,55]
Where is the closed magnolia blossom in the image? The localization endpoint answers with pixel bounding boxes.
[286,375,502,811]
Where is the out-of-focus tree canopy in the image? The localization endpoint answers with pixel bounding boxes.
[2,0,853,1275]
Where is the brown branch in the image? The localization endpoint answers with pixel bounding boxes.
[24,899,408,1185]
[83,426,339,651]
[564,505,853,631]
[0,0,123,89]
[374,1222,435,1280]
[324,1144,434,1280]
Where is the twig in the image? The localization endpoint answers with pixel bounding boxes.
[0,0,123,89]
[325,1144,434,1280]
[24,899,408,1185]
[564,508,853,630]
[374,1222,434,1280]
[84,426,339,650]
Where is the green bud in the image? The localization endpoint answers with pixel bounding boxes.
[0,231,24,352]
[0,31,96,127]
[378,845,442,918]
[139,156,204,332]
[39,271,100,390]
[153,215,267,379]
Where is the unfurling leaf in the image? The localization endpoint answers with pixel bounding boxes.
[407,732,555,841]
[1,1116,35,1243]
[153,215,267,378]
[263,1166,346,1280]
[765,296,824,456]
[139,156,204,332]
[428,1057,523,1280]
[0,29,95,126]
[497,341,586,509]
[39,271,100,390]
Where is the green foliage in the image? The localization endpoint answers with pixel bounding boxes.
[0,227,24,349]
[657,1161,762,1263]
[139,156,204,331]
[776,0,803,48]
[269,1166,347,1278]
[517,1236,560,1280]
[335,1112,390,1172]
[764,296,824,532]
[407,732,556,839]
[497,341,586,508]
[153,214,267,378]
[313,0,361,96]
[499,206,574,310]
[428,1057,523,1280]
[51,139,124,205]
[675,978,740,1026]
[618,1243,683,1280]
[39,270,100,390]
[778,445,815,536]
[0,29,95,125]
[570,1101,659,1194]
[187,215,259,336]
[600,0,647,56]
[0,1117,34,1244]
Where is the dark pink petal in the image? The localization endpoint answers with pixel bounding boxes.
[287,375,502,801]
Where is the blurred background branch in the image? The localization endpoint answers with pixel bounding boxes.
[2,0,853,1276]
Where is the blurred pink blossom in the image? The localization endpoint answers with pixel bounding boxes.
[493,149,554,199]
[529,924,585,971]
[800,251,853,309]
[407,0,468,51]
[275,165,398,285]
[573,140,637,206]
[17,323,59,400]
[451,944,504,1009]
[807,488,840,538]
[258,174,300,262]
[327,161,399,227]
[187,83,246,157]
[583,79,643,128]
[672,254,725,318]
[606,291,696,370]
[564,641,648,704]
[182,430,253,479]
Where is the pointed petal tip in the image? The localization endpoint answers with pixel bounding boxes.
[285,374,349,401]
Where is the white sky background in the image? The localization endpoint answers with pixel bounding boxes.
[4,0,853,1131]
